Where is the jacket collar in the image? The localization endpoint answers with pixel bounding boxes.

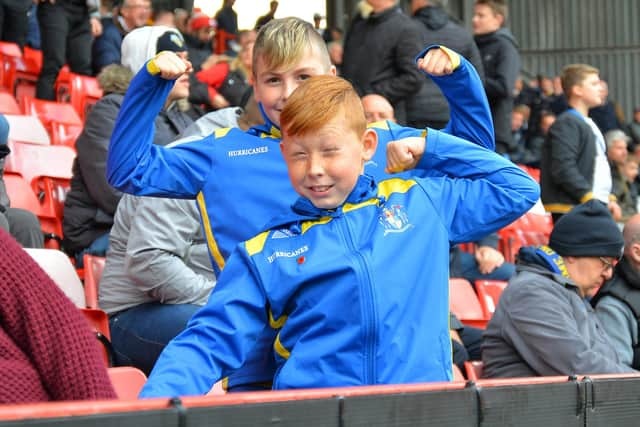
[517,245,578,291]
[247,103,281,139]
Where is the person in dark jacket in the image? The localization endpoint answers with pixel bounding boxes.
[0,0,31,48]
[341,0,424,124]
[473,0,520,157]
[91,0,151,75]
[540,63,621,223]
[63,26,195,265]
[408,0,485,129]
[593,214,640,369]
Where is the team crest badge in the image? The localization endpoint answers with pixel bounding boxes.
[379,205,412,236]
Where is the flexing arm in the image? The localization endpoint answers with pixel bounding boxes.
[386,131,539,243]
[107,52,214,198]
[415,45,494,150]
[139,245,269,398]
[124,196,215,305]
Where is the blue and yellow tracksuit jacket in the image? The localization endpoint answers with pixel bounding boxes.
[107,46,499,388]
[139,131,539,397]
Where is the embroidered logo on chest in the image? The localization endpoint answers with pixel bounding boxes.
[378,204,413,236]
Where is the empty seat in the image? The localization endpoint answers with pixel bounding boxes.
[69,73,103,121]
[449,277,488,329]
[24,248,85,308]
[2,172,42,215]
[4,140,74,184]
[3,114,50,145]
[21,96,82,142]
[498,212,553,263]
[0,91,20,114]
[0,41,22,92]
[83,254,106,309]
[108,367,147,400]
[50,122,82,149]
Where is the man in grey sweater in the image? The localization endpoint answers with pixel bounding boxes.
[482,200,636,378]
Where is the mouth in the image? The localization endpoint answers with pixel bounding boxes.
[308,184,333,194]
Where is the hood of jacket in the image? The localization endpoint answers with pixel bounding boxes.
[475,27,519,49]
[413,5,449,30]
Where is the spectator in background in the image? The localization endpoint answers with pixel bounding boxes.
[341,0,424,124]
[194,28,254,110]
[593,213,640,369]
[36,0,102,100]
[214,0,237,53]
[628,107,640,148]
[541,63,621,223]
[174,7,189,34]
[254,0,277,31]
[327,40,342,74]
[0,0,30,48]
[483,200,635,378]
[63,26,195,266]
[92,0,152,75]
[183,10,215,72]
[520,110,555,168]
[607,129,636,222]
[152,7,175,27]
[408,0,485,130]
[473,0,520,157]
[589,79,625,135]
[509,103,529,161]
[0,227,117,403]
[0,114,44,248]
[361,93,395,123]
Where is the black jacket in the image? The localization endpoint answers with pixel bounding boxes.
[540,111,597,213]
[474,28,520,154]
[342,6,424,123]
[62,68,195,255]
[407,6,485,128]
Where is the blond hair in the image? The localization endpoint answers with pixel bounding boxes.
[281,75,366,138]
[252,17,332,76]
[560,63,599,97]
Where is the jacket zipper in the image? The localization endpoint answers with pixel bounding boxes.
[339,213,377,384]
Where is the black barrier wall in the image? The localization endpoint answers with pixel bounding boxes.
[3,377,640,427]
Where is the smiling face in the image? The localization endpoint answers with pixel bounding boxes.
[253,46,333,126]
[281,114,377,209]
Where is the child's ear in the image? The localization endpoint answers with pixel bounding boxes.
[361,128,378,161]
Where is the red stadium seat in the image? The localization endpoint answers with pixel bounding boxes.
[50,122,82,149]
[498,212,553,263]
[108,367,147,399]
[475,279,508,315]
[81,307,112,366]
[21,96,82,144]
[0,91,20,114]
[0,41,22,92]
[464,360,484,381]
[449,278,488,329]
[83,254,106,309]
[3,171,42,215]
[3,114,50,145]
[69,73,103,121]
[25,248,86,307]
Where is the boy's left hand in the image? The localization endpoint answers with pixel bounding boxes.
[417,47,458,76]
[385,137,425,174]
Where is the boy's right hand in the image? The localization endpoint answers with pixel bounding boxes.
[149,51,193,80]
[385,137,426,174]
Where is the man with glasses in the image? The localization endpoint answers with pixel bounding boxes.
[482,200,637,377]
[592,214,640,369]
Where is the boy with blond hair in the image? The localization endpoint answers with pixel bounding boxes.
[139,75,538,396]
[108,17,496,388]
[540,63,621,222]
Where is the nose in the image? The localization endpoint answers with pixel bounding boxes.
[282,79,298,103]
[307,153,325,177]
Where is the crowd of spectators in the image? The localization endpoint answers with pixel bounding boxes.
[3,0,640,403]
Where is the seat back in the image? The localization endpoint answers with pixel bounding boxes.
[498,212,553,263]
[3,172,42,215]
[449,278,488,329]
[50,122,82,149]
[4,140,75,184]
[24,248,85,308]
[108,367,147,400]
[83,254,106,309]
[0,91,20,114]
[69,73,103,121]
[3,114,50,145]
[464,360,484,381]
[0,41,22,92]
[475,279,509,315]
[80,307,113,366]
[22,96,82,135]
